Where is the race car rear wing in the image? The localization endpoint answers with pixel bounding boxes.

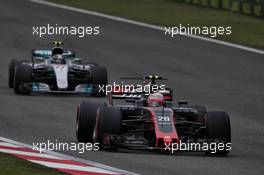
[108,75,173,105]
[108,91,142,106]
[108,88,173,105]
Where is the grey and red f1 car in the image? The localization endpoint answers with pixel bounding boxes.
[76,75,231,155]
[8,42,107,96]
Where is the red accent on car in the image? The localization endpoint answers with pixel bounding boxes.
[147,108,179,148]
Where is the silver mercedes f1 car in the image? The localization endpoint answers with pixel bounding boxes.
[8,42,107,96]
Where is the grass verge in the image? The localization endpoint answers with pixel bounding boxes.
[48,0,264,49]
[0,153,65,175]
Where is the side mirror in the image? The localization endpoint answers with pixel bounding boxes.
[33,57,45,63]
[165,101,174,108]
[178,101,188,106]
[72,58,82,64]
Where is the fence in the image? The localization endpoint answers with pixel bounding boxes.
[174,0,264,18]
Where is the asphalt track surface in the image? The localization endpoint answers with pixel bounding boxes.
[0,0,264,174]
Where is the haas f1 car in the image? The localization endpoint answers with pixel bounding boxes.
[8,42,107,96]
[76,75,231,155]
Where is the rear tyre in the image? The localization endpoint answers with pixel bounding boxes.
[76,101,103,142]
[91,66,108,97]
[14,64,32,94]
[8,59,27,88]
[94,107,122,150]
[206,111,231,155]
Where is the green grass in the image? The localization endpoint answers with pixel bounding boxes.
[0,153,65,175]
[177,0,263,16]
[48,0,264,49]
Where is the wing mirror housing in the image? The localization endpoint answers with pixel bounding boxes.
[178,101,188,106]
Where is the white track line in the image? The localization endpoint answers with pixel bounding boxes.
[0,137,138,175]
[0,148,64,160]
[30,0,264,55]
[0,142,118,174]
[30,160,118,174]
[0,142,21,148]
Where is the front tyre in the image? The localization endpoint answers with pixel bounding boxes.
[14,64,32,94]
[93,107,122,150]
[76,101,103,142]
[206,111,231,155]
[91,66,108,97]
[8,59,28,88]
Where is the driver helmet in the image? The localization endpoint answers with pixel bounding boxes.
[52,47,63,56]
[51,47,64,63]
[147,93,165,107]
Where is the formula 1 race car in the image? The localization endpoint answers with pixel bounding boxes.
[8,42,107,96]
[76,75,231,155]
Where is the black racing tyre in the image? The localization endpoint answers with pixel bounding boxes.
[8,59,28,88]
[91,66,108,97]
[76,101,103,143]
[94,107,122,149]
[206,111,231,155]
[14,64,32,94]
